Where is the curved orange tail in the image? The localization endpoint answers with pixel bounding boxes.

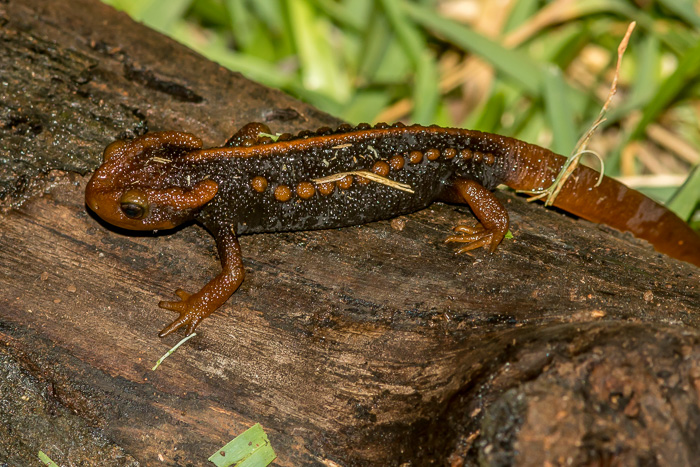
[503,142,700,267]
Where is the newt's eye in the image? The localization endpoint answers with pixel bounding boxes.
[121,202,145,219]
[119,190,148,219]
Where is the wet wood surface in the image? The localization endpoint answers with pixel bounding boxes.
[1,1,699,465]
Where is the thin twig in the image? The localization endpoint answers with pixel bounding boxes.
[527,22,636,206]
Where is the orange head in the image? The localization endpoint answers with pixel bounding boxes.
[85,132,219,231]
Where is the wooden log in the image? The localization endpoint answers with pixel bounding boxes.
[1,1,699,465]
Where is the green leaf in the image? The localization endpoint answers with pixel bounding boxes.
[208,423,276,467]
[341,90,392,124]
[139,0,193,33]
[402,1,543,95]
[543,65,577,155]
[379,0,438,122]
[667,165,700,222]
[225,0,256,49]
[313,0,372,31]
[38,451,59,467]
[628,39,700,141]
[250,0,285,33]
[503,0,539,34]
[657,0,700,29]
[469,92,506,133]
[604,34,660,126]
[412,52,440,124]
[287,0,351,103]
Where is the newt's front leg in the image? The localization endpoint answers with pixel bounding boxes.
[158,226,244,337]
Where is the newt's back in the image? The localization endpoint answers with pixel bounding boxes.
[193,124,513,234]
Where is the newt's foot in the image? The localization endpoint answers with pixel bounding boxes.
[158,288,205,337]
[445,223,502,254]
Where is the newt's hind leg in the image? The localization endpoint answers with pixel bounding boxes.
[442,178,509,254]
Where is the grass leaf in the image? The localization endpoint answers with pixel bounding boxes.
[543,65,578,154]
[667,165,700,221]
[628,39,700,141]
[208,423,276,467]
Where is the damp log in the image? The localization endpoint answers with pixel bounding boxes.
[1,1,699,466]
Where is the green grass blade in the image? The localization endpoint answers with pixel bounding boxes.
[208,423,276,467]
[468,92,506,133]
[412,53,440,124]
[605,34,660,126]
[667,165,700,221]
[543,65,577,155]
[313,0,371,31]
[287,0,351,103]
[341,90,392,124]
[358,14,411,85]
[379,0,423,63]
[379,0,438,122]
[225,0,255,49]
[628,39,700,141]
[657,0,700,29]
[402,2,544,94]
[174,26,291,88]
[503,0,539,33]
[356,11,393,82]
[139,0,193,32]
[188,0,229,27]
[38,451,59,467]
[250,0,285,32]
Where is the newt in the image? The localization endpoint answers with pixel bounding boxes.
[85,122,700,337]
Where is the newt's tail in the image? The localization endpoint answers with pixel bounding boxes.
[502,141,700,267]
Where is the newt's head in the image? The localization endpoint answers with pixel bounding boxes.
[85,132,218,231]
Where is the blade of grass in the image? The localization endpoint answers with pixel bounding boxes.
[139,0,193,33]
[356,11,399,83]
[504,0,651,48]
[543,65,577,154]
[152,333,197,371]
[225,0,255,49]
[401,1,548,97]
[468,92,506,133]
[539,23,590,69]
[249,0,285,33]
[627,39,700,141]
[287,0,351,103]
[208,423,276,467]
[175,26,292,88]
[312,0,371,31]
[412,54,440,124]
[604,34,660,126]
[503,0,539,34]
[379,0,439,123]
[667,165,700,221]
[189,0,229,27]
[38,451,59,467]
[341,90,392,124]
[657,0,700,29]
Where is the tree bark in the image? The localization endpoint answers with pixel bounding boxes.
[1,1,699,466]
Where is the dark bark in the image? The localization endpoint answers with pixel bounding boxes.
[1,1,699,466]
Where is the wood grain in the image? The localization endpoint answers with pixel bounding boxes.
[1,0,699,465]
